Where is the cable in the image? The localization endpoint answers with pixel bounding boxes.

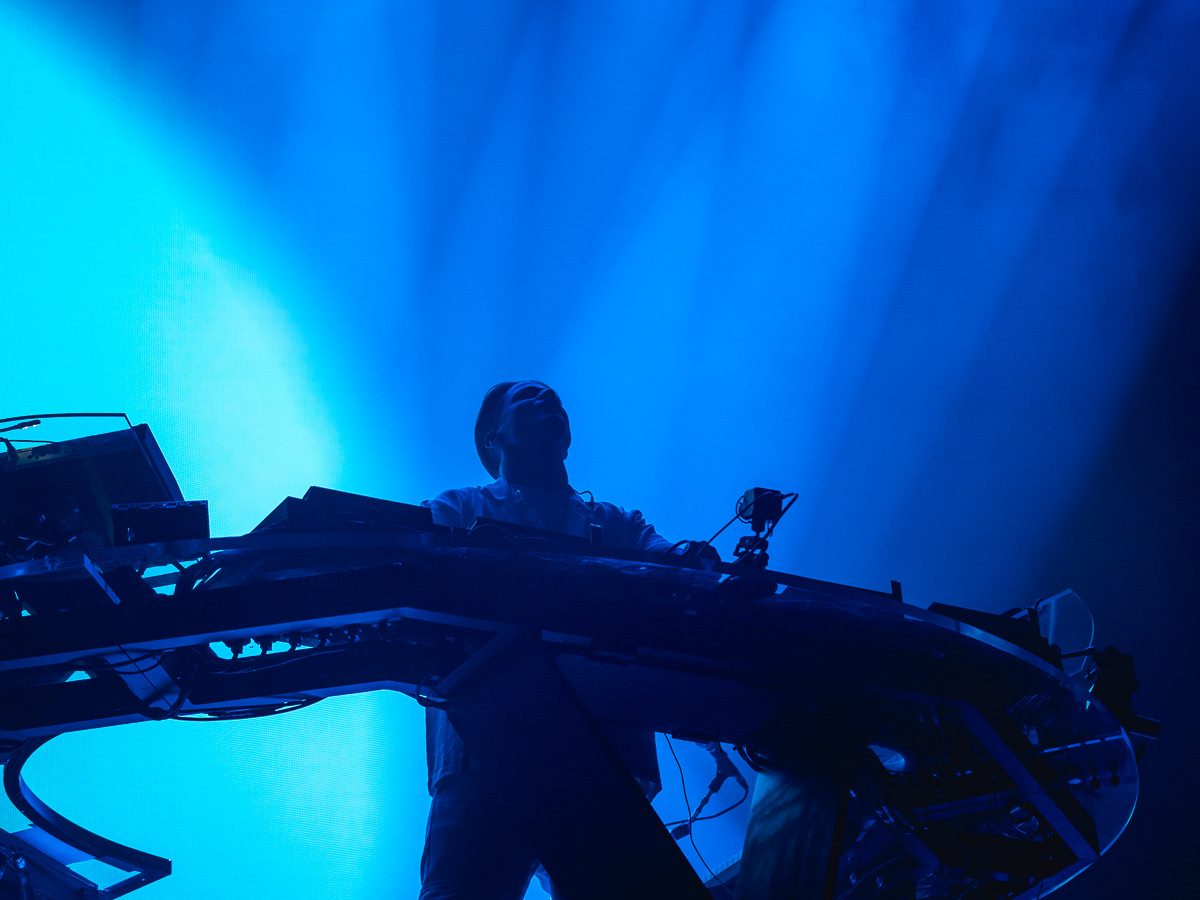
[136,663,201,720]
[174,698,321,721]
[0,412,132,428]
[735,491,795,528]
[704,510,743,547]
[662,743,749,828]
[467,521,548,542]
[105,655,169,676]
[664,735,733,897]
[665,736,697,827]
[662,788,748,829]
[413,646,458,710]
[735,743,766,772]
[0,420,40,434]
[414,678,449,709]
[732,493,798,565]
[185,643,346,674]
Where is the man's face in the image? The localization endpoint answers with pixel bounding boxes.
[492,382,571,459]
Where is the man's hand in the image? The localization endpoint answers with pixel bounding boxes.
[677,540,721,563]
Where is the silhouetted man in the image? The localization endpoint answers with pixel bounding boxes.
[418,381,679,900]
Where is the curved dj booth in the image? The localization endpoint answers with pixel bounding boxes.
[0,422,1158,900]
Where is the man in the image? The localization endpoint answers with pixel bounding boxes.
[419,381,682,900]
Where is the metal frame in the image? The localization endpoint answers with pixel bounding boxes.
[0,532,1142,900]
[2,736,170,898]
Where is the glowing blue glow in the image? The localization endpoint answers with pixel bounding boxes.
[3,0,1194,896]
[0,5,346,535]
[1,6,428,899]
[23,694,427,898]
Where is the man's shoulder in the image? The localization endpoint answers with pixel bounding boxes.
[584,496,642,522]
[428,484,488,504]
[425,482,504,528]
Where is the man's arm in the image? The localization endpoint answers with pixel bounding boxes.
[628,511,675,553]
[422,488,476,530]
[621,507,721,561]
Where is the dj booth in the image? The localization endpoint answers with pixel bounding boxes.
[0,420,1158,899]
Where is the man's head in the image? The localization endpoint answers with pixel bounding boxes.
[475,381,571,479]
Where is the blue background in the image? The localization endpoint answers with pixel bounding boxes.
[1,1,1197,897]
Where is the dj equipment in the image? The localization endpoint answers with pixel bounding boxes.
[0,420,198,566]
[0,425,1156,900]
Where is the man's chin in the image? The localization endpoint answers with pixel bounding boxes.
[531,416,570,449]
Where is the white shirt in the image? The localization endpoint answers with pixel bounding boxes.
[425,477,677,553]
[422,477,671,793]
